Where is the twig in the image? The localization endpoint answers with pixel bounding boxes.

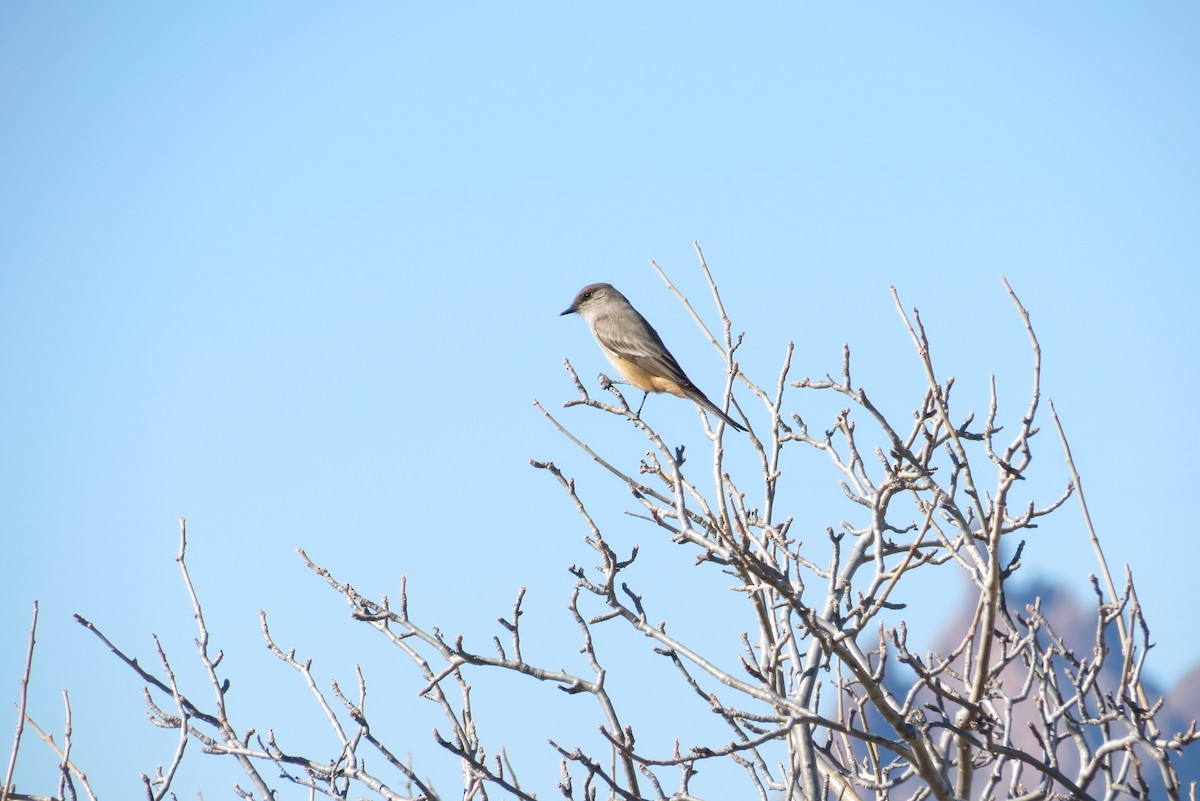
[56,691,74,801]
[18,713,97,801]
[1,601,37,801]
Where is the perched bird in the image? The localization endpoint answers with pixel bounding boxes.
[561,282,746,432]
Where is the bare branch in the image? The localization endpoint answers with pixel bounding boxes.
[1,601,37,801]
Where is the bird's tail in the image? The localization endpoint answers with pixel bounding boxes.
[694,394,746,432]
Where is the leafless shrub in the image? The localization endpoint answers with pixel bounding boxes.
[6,247,1196,800]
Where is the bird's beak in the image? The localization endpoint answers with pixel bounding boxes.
[560,304,577,316]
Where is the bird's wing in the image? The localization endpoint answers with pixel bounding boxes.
[592,310,693,387]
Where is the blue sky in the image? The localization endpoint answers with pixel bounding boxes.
[2,3,1197,798]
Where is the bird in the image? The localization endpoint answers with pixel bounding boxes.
[561,282,746,432]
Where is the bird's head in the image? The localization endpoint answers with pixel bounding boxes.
[561,282,620,321]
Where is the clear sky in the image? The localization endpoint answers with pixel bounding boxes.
[2,3,1197,798]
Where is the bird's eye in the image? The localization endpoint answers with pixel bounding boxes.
[583,292,592,299]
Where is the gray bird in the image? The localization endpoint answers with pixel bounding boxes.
[561,283,746,432]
